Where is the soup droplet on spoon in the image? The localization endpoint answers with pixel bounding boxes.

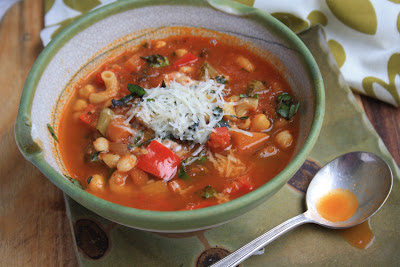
[316,188,358,222]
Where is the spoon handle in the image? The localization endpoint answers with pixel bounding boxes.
[210,212,313,267]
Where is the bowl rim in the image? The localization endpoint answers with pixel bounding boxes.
[15,0,324,231]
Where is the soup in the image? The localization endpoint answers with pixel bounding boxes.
[58,34,300,211]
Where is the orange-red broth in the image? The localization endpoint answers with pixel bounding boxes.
[59,35,299,211]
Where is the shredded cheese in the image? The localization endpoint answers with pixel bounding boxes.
[133,79,227,144]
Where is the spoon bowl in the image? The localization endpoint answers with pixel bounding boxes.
[211,151,393,267]
[306,151,393,228]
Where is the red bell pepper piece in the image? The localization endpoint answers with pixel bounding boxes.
[208,127,231,151]
[79,104,97,126]
[137,140,181,181]
[171,52,198,69]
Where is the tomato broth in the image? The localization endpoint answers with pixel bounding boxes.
[59,34,300,211]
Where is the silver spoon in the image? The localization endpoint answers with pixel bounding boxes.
[211,151,393,267]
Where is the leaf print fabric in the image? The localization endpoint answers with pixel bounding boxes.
[41,0,400,107]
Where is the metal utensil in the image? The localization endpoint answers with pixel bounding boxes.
[211,151,393,267]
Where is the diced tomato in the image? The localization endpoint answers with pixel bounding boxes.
[208,127,230,151]
[95,68,116,85]
[184,200,215,210]
[137,140,182,181]
[171,52,198,69]
[224,174,253,195]
[79,104,97,127]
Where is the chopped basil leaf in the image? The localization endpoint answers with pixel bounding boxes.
[178,164,190,180]
[141,54,169,68]
[47,124,58,142]
[240,94,259,99]
[135,138,154,147]
[215,119,230,128]
[199,155,207,164]
[111,84,146,108]
[90,151,102,163]
[201,185,217,199]
[142,42,148,48]
[64,175,85,189]
[111,94,135,108]
[147,99,155,102]
[87,176,93,184]
[230,115,248,120]
[161,80,167,88]
[276,92,299,120]
[215,75,228,84]
[127,84,146,97]
[213,107,223,117]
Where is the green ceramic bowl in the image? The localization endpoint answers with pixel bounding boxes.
[15,0,324,232]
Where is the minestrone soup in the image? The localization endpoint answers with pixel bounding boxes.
[58,33,300,211]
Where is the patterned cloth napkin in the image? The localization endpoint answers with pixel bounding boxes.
[40,0,400,107]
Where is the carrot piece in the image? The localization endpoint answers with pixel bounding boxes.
[229,130,269,153]
[129,167,149,186]
[105,117,133,142]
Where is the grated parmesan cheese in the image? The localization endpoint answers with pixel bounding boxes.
[132,79,227,144]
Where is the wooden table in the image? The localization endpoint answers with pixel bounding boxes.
[1,1,399,266]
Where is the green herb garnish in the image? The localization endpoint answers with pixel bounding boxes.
[141,54,169,68]
[215,119,231,128]
[142,42,148,48]
[147,99,155,102]
[47,124,58,142]
[161,80,167,88]
[178,164,190,180]
[215,75,228,84]
[276,92,299,120]
[213,107,223,117]
[135,138,154,147]
[201,185,217,199]
[230,115,249,120]
[90,151,102,163]
[127,84,146,97]
[111,84,146,108]
[239,94,259,99]
[65,175,85,189]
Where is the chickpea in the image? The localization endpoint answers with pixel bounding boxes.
[179,66,194,74]
[109,170,133,195]
[73,99,88,112]
[93,137,109,152]
[175,48,188,57]
[250,114,271,132]
[237,118,251,130]
[155,40,166,48]
[235,55,255,72]
[117,154,137,172]
[100,153,120,168]
[275,130,293,149]
[87,174,105,192]
[79,84,95,99]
